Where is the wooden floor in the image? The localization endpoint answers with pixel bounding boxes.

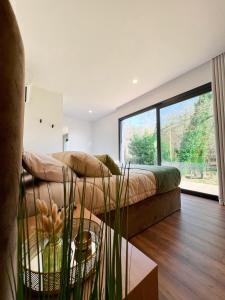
[131,194,225,300]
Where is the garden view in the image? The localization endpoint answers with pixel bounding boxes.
[121,92,218,195]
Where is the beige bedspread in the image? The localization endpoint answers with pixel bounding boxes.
[76,169,156,215]
[24,169,156,216]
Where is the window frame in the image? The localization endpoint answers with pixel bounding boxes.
[118,82,218,201]
[119,107,159,165]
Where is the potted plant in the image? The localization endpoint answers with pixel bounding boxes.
[14,169,129,299]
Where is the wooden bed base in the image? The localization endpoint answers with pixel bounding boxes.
[97,188,181,239]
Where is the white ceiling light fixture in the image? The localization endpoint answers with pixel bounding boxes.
[132,78,138,84]
[88,110,93,114]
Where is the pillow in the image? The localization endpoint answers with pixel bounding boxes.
[95,154,121,175]
[52,151,112,177]
[22,151,76,183]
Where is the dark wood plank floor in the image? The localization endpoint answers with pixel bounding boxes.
[131,194,225,300]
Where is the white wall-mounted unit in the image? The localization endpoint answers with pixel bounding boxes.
[23,85,63,153]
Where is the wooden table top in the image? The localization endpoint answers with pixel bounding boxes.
[75,205,158,297]
[27,204,158,299]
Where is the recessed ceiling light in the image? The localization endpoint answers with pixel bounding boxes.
[132,78,138,84]
[88,110,93,114]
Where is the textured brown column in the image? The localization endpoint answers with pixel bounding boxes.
[0,1,24,299]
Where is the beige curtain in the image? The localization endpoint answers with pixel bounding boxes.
[212,53,225,205]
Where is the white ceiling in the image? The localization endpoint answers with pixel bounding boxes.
[11,0,225,121]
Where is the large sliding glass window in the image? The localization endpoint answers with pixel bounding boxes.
[120,109,157,166]
[160,91,218,195]
[119,84,218,197]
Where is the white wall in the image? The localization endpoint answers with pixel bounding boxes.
[63,116,92,153]
[92,62,212,160]
[23,62,212,156]
[23,86,63,153]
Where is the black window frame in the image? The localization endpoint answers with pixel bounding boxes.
[118,82,218,201]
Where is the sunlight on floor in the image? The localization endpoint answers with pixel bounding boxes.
[180,179,218,195]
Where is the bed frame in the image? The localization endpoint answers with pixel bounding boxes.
[97,188,181,239]
[23,170,181,238]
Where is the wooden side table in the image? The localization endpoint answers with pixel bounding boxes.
[28,205,158,299]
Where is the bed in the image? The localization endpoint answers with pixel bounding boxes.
[82,166,181,238]
[23,152,181,238]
